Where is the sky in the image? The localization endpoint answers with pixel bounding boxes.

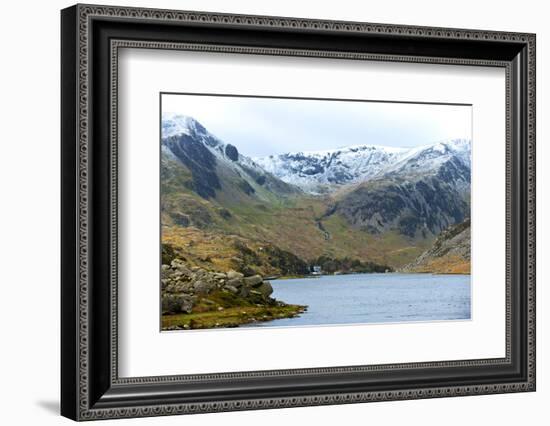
[161,93,472,158]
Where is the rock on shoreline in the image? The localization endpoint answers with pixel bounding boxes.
[162,259,275,315]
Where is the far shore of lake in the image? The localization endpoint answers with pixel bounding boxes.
[273,270,470,281]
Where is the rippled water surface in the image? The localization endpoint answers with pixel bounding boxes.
[242,273,471,328]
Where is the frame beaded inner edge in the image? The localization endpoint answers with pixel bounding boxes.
[109,39,512,385]
[74,4,536,420]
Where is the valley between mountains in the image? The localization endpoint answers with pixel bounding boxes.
[160,113,471,329]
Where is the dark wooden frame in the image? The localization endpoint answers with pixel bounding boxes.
[61,4,536,421]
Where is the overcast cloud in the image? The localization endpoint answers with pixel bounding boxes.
[162,93,472,158]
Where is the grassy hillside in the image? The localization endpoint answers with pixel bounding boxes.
[161,143,436,275]
[161,191,431,274]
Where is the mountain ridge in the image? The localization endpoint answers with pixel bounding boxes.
[254,137,471,195]
[162,113,471,199]
[161,113,300,203]
[160,113,470,270]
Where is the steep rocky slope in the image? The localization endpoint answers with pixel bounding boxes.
[255,134,471,239]
[331,167,469,238]
[402,219,471,274]
[162,113,298,203]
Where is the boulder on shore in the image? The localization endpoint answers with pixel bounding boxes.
[162,294,194,315]
[161,262,279,314]
[243,275,263,287]
[227,270,244,280]
[226,277,244,288]
[255,281,273,297]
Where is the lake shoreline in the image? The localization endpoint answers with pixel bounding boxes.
[275,271,470,281]
[162,304,307,330]
[248,273,471,328]
[162,271,471,330]
[161,260,310,330]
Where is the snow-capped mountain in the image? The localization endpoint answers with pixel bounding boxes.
[253,136,471,237]
[254,138,471,194]
[330,139,471,237]
[161,113,297,201]
[162,112,260,171]
[254,145,406,194]
[381,138,470,177]
[161,113,471,238]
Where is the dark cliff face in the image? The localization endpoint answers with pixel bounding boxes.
[331,156,470,238]
[436,156,471,185]
[161,118,301,203]
[225,144,239,161]
[163,134,221,199]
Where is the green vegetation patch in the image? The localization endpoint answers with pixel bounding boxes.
[162,304,306,330]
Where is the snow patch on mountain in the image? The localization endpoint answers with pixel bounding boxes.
[163,113,203,138]
[162,112,265,173]
[161,113,299,199]
[381,138,471,178]
[162,113,471,196]
[254,138,471,194]
[254,145,407,194]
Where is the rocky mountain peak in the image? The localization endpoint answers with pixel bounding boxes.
[161,113,220,148]
[255,138,471,195]
[161,114,300,202]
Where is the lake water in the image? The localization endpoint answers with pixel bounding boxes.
[242,273,470,328]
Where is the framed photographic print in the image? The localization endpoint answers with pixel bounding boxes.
[61,4,536,421]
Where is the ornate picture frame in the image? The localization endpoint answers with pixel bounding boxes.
[61,4,535,420]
